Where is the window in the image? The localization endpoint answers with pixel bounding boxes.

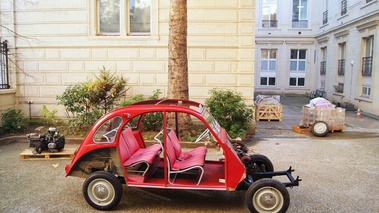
[341,0,347,16]
[0,40,10,89]
[261,49,277,71]
[362,36,373,76]
[93,116,123,143]
[320,47,327,75]
[290,49,306,71]
[362,85,371,97]
[338,43,346,75]
[292,0,308,28]
[98,0,151,36]
[260,77,276,86]
[289,77,305,87]
[262,0,278,28]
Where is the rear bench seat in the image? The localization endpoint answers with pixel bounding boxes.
[166,130,206,185]
[119,128,162,176]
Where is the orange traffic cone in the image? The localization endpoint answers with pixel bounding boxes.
[356,107,362,119]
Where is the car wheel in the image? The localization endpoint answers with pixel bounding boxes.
[83,171,123,210]
[246,154,274,176]
[245,178,290,213]
[312,121,329,137]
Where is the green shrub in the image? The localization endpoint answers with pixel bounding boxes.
[40,105,58,126]
[205,88,254,138]
[120,89,163,131]
[0,108,28,135]
[56,67,128,132]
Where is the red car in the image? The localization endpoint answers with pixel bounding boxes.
[65,99,300,212]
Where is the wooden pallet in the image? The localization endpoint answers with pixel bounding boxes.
[19,148,76,160]
[292,125,311,134]
[256,104,283,122]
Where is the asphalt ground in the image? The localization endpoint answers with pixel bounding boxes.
[0,95,378,212]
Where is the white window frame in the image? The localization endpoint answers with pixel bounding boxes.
[362,85,371,97]
[262,0,278,28]
[290,49,307,71]
[90,0,157,37]
[261,49,277,71]
[289,77,305,87]
[292,0,308,28]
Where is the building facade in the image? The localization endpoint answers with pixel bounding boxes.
[0,0,256,117]
[255,0,379,115]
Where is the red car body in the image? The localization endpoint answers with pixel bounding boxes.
[65,99,300,212]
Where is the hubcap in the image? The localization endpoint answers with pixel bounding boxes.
[253,187,283,212]
[88,179,115,206]
[314,123,327,134]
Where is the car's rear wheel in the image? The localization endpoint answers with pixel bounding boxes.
[312,121,329,137]
[83,171,123,210]
[245,178,290,213]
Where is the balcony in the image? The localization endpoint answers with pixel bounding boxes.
[292,20,308,28]
[338,59,345,76]
[323,10,328,25]
[362,57,372,76]
[262,20,278,28]
[341,0,347,16]
[0,40,10,90]
[320,61,326,75]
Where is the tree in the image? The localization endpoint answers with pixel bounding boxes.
[167,0,192,137]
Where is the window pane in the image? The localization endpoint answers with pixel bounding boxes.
[289,77,296,86]
[300,0,307,20]
[298,61,306,70]
[290,61,297,70]
[290,50,297,59]
[270,49,277,59]
[298,78,305,86]
[261,61,268,70]
[299,50,306,59]
[130,0,151,33]
[269,61,276,70]
[269,77,276,85]
[261,77,268,85]
[261,49,268,59]
[99,0,120,33]
[292,0,299,21]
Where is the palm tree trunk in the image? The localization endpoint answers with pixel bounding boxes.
[168,0,192,137]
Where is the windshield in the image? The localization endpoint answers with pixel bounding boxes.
[200,107,221,135]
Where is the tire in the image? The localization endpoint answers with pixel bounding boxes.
[245,178,290,213]
[246,154,274,176]
[83,171,123,210]
[312,121,329,137]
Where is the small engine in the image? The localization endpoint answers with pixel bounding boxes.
[27,127,65,154]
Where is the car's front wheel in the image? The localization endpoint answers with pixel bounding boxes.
[83,171,123,210]
[245,178,290,213]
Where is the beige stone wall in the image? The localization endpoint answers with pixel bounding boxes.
[1,0,255,118]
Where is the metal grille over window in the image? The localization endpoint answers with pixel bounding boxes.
[323,10,328,25]
[0,40,10,90]
[362,57,372,76]
[341,0,347,16]
[338,59,345,75]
